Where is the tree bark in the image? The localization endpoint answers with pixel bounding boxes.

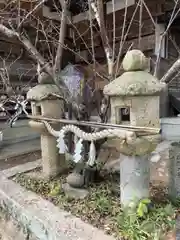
[160,58,180,84]
[91,0,113,79]
[54,0,69,74]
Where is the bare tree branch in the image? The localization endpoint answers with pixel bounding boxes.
[138,0,143,49]
[18,0,46,29]
[91,0,114,79]
[88,0,96,76]
[161,58,180,83]
[112,0,116,64]
[0,24,53,76]
[54,0,69,73]
[154,0,180,77]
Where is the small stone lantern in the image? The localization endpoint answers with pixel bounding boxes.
[103,50,165,207]
[27,84,66,178]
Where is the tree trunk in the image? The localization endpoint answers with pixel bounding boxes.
[161,58,180,84]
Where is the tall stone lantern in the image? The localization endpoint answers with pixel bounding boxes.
[103,50,165,207]
[27,83,66,178]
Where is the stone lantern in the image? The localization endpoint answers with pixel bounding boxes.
[27,84,66,178]
[103,50,165,207]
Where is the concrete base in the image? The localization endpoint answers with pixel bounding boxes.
[169,142,180,199]
[161,117,180,141]
[0,161,115,240]
[120,154,150,207]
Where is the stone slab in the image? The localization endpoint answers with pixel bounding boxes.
[176,216,180,239]
[2,160,41,178]
[0,139,40,160]
[0,161,115,240]
[62,183,89,199]
[161,117,180,141]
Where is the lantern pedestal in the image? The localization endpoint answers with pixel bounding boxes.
[120,154,150,207]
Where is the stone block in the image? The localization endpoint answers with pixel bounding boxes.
[62,183,89,199]
[169,142,180,198]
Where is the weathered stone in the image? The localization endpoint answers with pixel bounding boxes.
[103,49,163,207]
[62,183,89,199]
[169,142,180,199]
[66,172,84,188]
[27,83,65,178]
[122,49,147,71]
[104,50,165,97]
[120,154,150,207]
[106,134,161,156]
[27,84,62,101]
[103,71,165,97]
[1,160,41,178]
[176,215,180,240]
[41,135,66,178]
[103,141,170,184]
[0,213,36,240]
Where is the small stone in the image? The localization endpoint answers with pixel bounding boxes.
[66,172,84,188]
[62,183,89,199]
[122,49,147,71]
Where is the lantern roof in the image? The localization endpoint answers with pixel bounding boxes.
[103,50,165,97]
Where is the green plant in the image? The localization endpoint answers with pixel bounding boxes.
[95,195,112,214]
[115,202,175,240]
[137,198,151,217]
[49,183,61,196]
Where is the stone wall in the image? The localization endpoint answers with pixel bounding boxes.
[0,212,37,240]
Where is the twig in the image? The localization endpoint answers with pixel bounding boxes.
[112,0,116,65]
[88,0,96,78]
[115,0,140,77]
[18,0,46,29]
[142,0,156,26]
[138,0,143,49]
[0,24,73,103]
